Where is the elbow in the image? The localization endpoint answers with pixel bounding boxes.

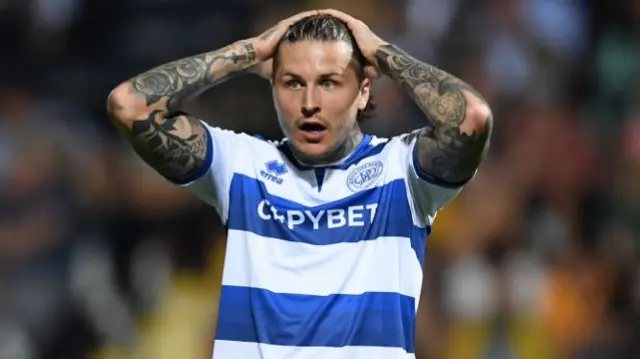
[106,82,143,125]
[463,99,492,135]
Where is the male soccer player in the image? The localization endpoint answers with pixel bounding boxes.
[107,9,492,359]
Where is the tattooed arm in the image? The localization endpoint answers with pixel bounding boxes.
[376,45,492,185]
[106,11,320,181]
[106,40,258,181]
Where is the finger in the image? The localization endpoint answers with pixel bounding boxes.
[318,9,356,23]
[259,10,318,42]
[282,10,320,26]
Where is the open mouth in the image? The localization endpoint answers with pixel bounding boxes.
[297,121,328,142]
[298,122,327,132]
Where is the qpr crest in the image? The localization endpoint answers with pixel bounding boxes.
[347,161,384,192]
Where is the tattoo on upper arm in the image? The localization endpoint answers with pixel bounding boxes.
[414,122,490,184]
[129,110,208,180]
[376,44,492,184]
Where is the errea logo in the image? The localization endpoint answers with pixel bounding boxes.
[260,160,288,185]
[347,161,383,192]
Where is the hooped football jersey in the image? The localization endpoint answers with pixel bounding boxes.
[174,123,463,359]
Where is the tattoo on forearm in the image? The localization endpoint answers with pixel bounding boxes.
[131,41,257,113]
[259,26,279,41]
[129,110,207,179]
[376,44,491,184]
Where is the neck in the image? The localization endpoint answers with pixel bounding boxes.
[293,127,364,166]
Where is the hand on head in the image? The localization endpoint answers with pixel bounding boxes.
[317,9,386,77]
[249,9,385,80]
[249,10,320,79]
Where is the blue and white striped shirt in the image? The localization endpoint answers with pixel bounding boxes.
[177,123,463,359]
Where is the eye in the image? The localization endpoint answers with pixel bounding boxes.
[320,80,336,89]
[286,79,303,89]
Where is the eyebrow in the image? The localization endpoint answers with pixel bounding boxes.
[281,72,342,78]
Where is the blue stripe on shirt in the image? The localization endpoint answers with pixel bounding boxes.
[227,174,429,267]
[216,285,416,352]
[278,135,390,171]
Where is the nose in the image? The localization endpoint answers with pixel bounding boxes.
[301,87,320,118]
[301,106,320,118]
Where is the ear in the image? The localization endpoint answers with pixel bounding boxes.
[358,77,371,110]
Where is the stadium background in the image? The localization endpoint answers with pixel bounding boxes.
[0,0,639,358]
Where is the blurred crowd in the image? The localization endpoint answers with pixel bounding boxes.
[0,0,639,359]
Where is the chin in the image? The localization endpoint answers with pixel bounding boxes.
[291,140,335,162]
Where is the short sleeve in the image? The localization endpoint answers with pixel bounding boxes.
[170,121,246,223]
[390,133,469,226]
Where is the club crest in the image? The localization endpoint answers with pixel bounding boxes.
[347,161,383,191]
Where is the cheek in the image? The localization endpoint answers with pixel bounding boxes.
[273,91,297,123]
[327,113,357,143]
[324,90,359,114]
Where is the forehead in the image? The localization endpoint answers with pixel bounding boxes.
[277,40,356,76]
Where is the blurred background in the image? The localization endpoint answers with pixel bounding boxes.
[0,0,639,358]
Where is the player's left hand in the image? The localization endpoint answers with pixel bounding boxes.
[318,9,387,78]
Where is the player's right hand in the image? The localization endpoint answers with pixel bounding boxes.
[248,10,319,79]
[251,10,319,60]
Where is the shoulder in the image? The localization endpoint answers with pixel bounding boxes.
[199,123,286,172]
[205,124,280,152]
[346,134,392,163]
[367,132,418,158]
[330,133,417,171]
[337,134,408,185]
[234,134,292,173]
[398,129,423,145]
